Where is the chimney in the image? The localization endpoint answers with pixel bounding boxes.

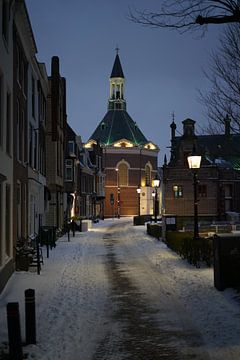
[224,114,231,137]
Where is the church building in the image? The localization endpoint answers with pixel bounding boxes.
[85,52,159,217]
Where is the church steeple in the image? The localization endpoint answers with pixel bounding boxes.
[108,50,126,111]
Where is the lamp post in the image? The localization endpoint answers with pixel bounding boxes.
[115,168,120,218]
[187,148,202,240]
[136,185,141,216]
[153,174,160,223]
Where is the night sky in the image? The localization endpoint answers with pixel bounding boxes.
[25,0,223,164]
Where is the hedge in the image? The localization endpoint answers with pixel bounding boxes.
[165,231,213,267]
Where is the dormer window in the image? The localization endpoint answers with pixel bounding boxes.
[101,122,105,130]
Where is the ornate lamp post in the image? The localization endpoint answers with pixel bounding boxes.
[187,148,202,240]
[136,185,141,216]
[153,174,160,223]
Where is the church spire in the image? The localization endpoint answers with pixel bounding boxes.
[108,50,126,111]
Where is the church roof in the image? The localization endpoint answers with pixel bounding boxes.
[110,54,124,78]
[88,110,148,146]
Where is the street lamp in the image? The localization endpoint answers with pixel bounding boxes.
[153,174,160,223]
[115,168,120,218]
[187,147,202,240]
[136,185,141,216]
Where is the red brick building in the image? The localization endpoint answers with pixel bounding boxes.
[85,53,159,217]
[163,117,240,228]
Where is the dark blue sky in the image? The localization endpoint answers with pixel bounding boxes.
[25,0,222,164]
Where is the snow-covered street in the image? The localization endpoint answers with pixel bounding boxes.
[1,218,240,359]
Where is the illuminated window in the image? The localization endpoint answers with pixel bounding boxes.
[118,163,128,186]
[173,185,183,198]
[145,164,151,186]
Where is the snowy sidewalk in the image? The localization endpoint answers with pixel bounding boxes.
[0,218,240,359]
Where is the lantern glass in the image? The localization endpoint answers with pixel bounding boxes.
[136,187,141,194]
[153,178,160,188]
[187,155,201,169]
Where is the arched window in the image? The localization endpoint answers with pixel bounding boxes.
[118,162,128,186]
[145,164,151,187]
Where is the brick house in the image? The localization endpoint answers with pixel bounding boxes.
[45,56,66,229]
[85,52,159,217]
[163,117,240,228]
[64,123,81,221]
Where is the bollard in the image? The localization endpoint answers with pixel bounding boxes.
[67,226,70,242]
[72,221,75,237]
[6,302,23,359]
[46,231,49,258]
[25,289,36,344]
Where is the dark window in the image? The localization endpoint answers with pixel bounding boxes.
[34,130,37,169]
[32,76,35,118]
[65,159,73,181]
[29,124,33,167]
[224,184,233,212]
[6,92,11,154]
[0,75,2,147]
[198,184,207,197]
[2,0,9,43]
[0,182,2,254]
[5,184,10,256]
[16,46,20,84]
[173,185,183,198]
[68,141,75,155]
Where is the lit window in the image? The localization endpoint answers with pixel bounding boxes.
[145,164,151,186]
[118,163,128,186]
[173,185,183,198]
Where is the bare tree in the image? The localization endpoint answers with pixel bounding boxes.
[129,1,240,35]
[199,23,240,132]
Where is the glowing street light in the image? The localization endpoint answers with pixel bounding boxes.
[136,185,141,216]
[152,174,160,223]
[187,146,202,240]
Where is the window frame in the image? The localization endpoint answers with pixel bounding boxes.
[173,185,183,198]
